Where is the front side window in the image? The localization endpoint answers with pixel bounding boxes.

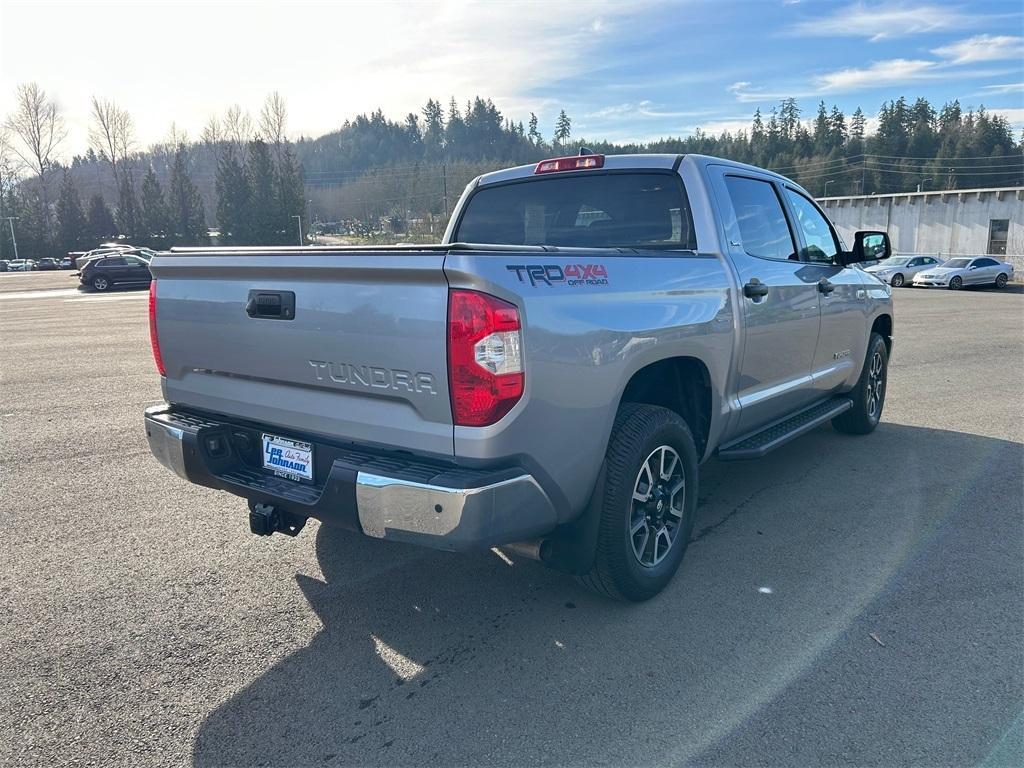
[723,176,796,261]
[784,188,839,263]
[455,172,695,250]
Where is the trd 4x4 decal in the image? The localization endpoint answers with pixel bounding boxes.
[506,264,609,287]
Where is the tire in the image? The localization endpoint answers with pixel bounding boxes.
[91,274,110,292]
[995,273,1008,289]
[833,332,888,436]
[890,273,904,288]
[577,404,699,602]
[948,276,962,290]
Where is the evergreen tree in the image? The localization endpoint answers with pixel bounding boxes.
[276,142,305,244]
[140,166,168,246]
[554,110,572,146]
[55,170,87,254]
[247,137,278,244]
[117,172,141,241]
[86,194,116,244]
[528,112,542,145]
[168,144,206,245]
[215,149,253,243]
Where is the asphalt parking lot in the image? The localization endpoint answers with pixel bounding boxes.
[1,270,1022,767]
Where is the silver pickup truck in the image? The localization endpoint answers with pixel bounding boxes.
[144,152,893,601]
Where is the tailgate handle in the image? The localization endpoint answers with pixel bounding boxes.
[246,290,295,320]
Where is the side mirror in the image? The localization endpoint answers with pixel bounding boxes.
[842,231,890,266]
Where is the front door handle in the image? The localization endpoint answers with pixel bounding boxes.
[818,279,836,295]
[743,279,769,299]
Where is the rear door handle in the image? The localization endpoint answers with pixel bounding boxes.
[818,279,836,295]
[743,279,769,299]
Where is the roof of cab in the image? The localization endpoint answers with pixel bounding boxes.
[475,152,792,187]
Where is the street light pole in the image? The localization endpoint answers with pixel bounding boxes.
[916,177,932,193]
[292,214,303,246]
[3,216,18,260]
[824,179,835,197]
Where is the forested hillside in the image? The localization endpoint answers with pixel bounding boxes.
[2,90,1021,259]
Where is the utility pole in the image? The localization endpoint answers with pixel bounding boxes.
[292,214,303,246]
[861,159,867,196]
[442,163,449,220]
[3,216,18,260]
[306,199,314,244]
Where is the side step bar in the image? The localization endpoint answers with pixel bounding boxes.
[717,396,853,461]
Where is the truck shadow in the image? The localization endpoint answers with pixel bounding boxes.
[192,422,1022,767]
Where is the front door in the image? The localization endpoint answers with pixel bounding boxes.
[781,187,868,397]
[713,170,822,436]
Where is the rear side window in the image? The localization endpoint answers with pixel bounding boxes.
[454,172,696,250]
[724,176,796,261]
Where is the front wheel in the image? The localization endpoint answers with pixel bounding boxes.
[948,276,963,290]
[577,404,699,602]
[995,273,1008,289]
[890,273,905,288]
[833,332,888,435]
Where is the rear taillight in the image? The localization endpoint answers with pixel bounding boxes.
[448,290,523,427]
[149,280,166,376]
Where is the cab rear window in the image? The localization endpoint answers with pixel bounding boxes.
[454,172,696,250]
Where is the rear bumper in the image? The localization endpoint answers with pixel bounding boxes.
[144,404,557,551]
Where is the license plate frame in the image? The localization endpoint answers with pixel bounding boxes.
[261,433,314,483]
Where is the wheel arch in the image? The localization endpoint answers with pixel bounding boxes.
[619,356,713,459]
[871,313,893,354]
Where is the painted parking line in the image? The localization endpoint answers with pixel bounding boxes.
[0,288,83,300]
[64,293,148,303]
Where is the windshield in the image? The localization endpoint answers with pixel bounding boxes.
[877,257,910,267]
[454,171,696,250]
[943,258,971,268]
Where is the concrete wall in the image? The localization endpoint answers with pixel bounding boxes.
[821,187,1024,275]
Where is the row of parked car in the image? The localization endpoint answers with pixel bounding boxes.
[0,257,74,271]
[864,255,1015,289]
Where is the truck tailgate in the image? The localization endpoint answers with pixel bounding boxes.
[150,250,454,458]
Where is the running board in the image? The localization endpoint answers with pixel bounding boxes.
[717,396,853,461]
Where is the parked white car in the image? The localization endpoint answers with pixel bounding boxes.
[865,255,944,287]
[912,257,1015,290]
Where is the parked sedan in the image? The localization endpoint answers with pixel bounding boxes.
[865,255,943,287]
[79,253,153,291]
[0,260,8,272]
[35,257,60,271]
[912,256,1015,290]
[7,259,33,271]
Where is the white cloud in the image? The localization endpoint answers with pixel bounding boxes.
[0,0,667,152]
[586,101,720,120]
[815,59,938,92]
[990,107,1024,128]
[790,2,981,42]
[977,83,1024,95]
[932,35,1024,64]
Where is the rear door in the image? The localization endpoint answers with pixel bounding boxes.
[151,250,454,458]
[711,169,822,434]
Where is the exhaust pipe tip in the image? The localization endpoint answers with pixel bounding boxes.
[502,539,552,562]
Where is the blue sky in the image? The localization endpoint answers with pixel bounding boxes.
[1,0,1021,152]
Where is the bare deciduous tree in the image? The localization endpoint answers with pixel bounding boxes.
[4,82,67,226]
[89,96,136,186]
[259,92,288,154]
[223,105,252,156]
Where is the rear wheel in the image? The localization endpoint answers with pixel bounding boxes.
[91,274,110,292]
[833,332,888,435]
[890,273,904,288]
[577,404,698,602]
[995,273,1008,289]
[948,276,962,290]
